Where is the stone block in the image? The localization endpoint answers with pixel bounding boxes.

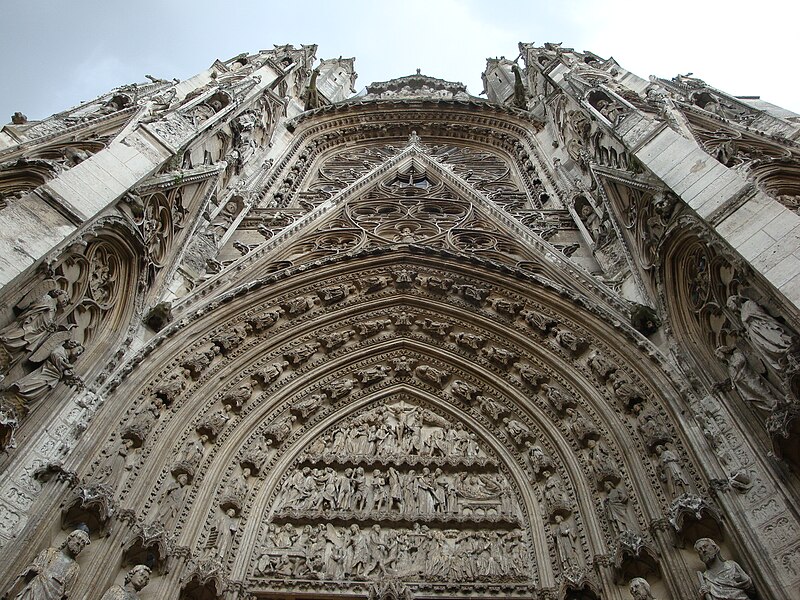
[764,254,800,288]
[736,229,776,263]
[782,272,800,306]
[691,177,748,219]
[89,150,138,190]
[681,163,732,203]
[647,140,707,184]
[751,233,796,273]
[0,201,76,286]
[43,177,97,221]
[634,129,679,163]
[763,206,800,241]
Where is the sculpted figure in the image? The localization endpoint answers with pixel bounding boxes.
[503,417,531,445]
[0,284,69,371]
[452,332,486,351]
[208,508,239,558]
[544,385,574,413]
[482,346,518,368]
[588,350,616,380]
[727,295,794,371]
[255,361,289,386]
[266,414,296,445]
[178,436,206,469]
[94,436,135,494]
[633,402,670,448]
[526,442,553,479]
[153,473,189,528]
[587,438,619,482]
[629,577,656,600]
[604,481,637,535]
[293,393,325,419]
[222,379,253,413]
[478,395,506,421]
[415,365,450,388]
[555,329,587,354]
[10,338,84,405]
[357,319,392,336]
[517,365,545,391]
[99,565,150,600]
[656,445,689,497]
[543,470,569,510]
[356,365,389,385]
[579,203,604,243]
[695,537,754,600]
[714,345,777,411]
[5,529,89,600]
[553,514,579,570]
[565,407,597,446]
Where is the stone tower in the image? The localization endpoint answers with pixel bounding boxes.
[0,42,798,599]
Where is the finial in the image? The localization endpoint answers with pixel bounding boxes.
[416,68,421,75]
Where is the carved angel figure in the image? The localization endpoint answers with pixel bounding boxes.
[9,335,84,406]
[727,295,794,371]
[714,345,777,411]
[0,281,69,372]
[5,529,89,600]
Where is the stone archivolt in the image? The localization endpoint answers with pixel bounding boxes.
[71,252,695,597]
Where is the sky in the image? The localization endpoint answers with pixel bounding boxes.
[1,0,798,123]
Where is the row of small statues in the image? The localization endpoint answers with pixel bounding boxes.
[307,420,486,460]
[275,465,516,517]
[2,530,150,599]
[255,523,531,582]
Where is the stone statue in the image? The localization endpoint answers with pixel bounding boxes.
[503,417,531,445]
[695,537,754,599]
[629,577,656,599]
[152,473,189,528]
[0,283,69,372]
[552,514,579,570]
[98,564,150,599]
[656,445,689,497]
[208,508,239,558]
[543,470,569,511]
[9,336,84,405]
[4,529,90,599]
[714,345,777,411]
[526,442,553,479]
[604,481,636,535]
[726,295,794,371]
[93,436,135,494]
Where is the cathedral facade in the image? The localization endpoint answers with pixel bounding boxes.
[0,42,798,599]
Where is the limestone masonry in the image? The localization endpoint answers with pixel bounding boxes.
[0,43,798,599]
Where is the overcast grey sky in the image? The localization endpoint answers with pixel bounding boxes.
[2,0,797,122]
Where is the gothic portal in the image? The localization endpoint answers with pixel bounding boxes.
[0,43,799,600]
